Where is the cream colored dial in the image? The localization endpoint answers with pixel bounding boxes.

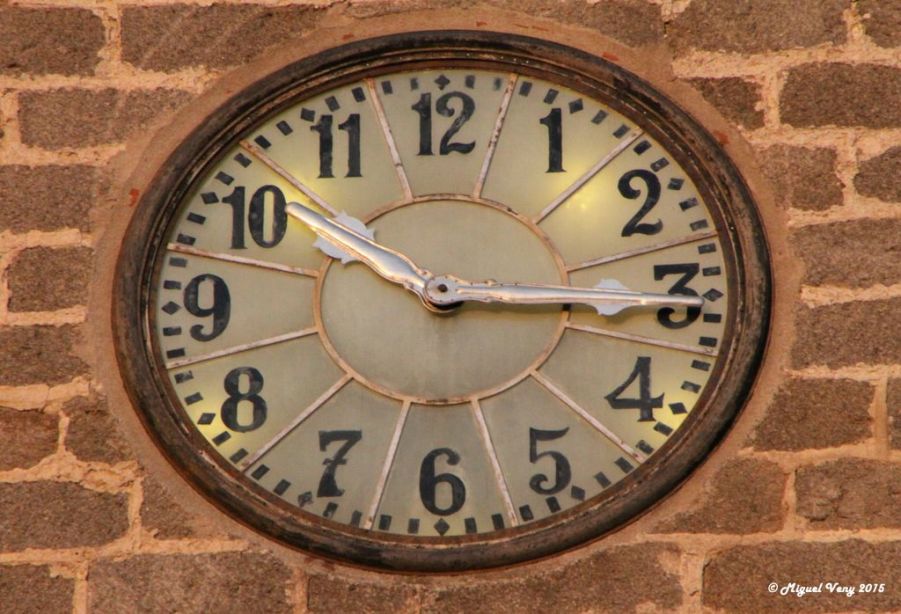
[149,67,733,543]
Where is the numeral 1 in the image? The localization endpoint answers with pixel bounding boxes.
[310,113,362,178]
[539,108,565,172]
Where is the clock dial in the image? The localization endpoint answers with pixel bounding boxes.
[118,35,768,570]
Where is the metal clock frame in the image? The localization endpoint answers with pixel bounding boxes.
[114,31,771,571]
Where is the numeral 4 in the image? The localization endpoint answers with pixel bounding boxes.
[605,356,663,422]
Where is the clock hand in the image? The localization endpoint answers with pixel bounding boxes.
[424,275,704,316]
[286,202,434,304]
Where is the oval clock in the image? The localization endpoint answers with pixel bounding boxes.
[115,32,770,570]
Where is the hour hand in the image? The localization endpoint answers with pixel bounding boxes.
[424,275,704,316]
[286,202,433,301]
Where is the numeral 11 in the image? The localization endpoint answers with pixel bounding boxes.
[310,113,362,178]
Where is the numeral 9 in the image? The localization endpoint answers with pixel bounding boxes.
[184,274,230,341]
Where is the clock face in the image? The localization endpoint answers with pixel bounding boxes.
[116,34,769,570]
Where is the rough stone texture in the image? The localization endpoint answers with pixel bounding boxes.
[344,0,662,47]
[0,325,89,387]
[781,64,901,128]
[0,564,75,614]
[668,0,847,54]
[793,299,901,368]
[62,394,131,464]
[121,4,324,71]
[0,407,57,470]
[704,541,901,612]
[758,145,843,211]
[796,459,901,529]
[792,219,901,287]
[140,476,209,539]
[654,458,786,533]
[0,7,104,77]
[855,146,901,202]
[750,379,872,451]
[890,378,901,450]
[8,246,93,312]
[88,553,292,613]
[859,0,901,48]
[422,544,682,613]
[687,78,764,130]
[19,88,192,149]
[0,165,99,233]
[308,576,418,613]
[0,482,128,550]
[483,0,662,48]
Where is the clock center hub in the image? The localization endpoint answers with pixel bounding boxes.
[316,198,567,404]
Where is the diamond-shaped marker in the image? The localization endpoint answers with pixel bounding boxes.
[434,519,450,536]
[571,485,586,501]
[434,74,450,90]
[161,301,180,314]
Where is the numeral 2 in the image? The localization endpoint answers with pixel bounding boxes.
[619,169,663,237]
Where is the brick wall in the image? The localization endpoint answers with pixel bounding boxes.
[0,1,898,612]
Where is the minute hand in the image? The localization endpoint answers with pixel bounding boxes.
[425,275,705,315]
[286,202,432,301]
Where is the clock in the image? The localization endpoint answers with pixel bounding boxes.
[115,32,770,570]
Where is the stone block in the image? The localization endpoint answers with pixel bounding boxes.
[687,78,764,130]
[792,299,901,368]
[781,64,901,128]
[0,407,57,470]
[750,379,872,451]
[796,459,901,529]
[88,553,292,613]
[19,88,191,149]
[669,0,847,54]
[859,0,901,47]
[855,146,901,202]
[62,395,132,464]
[704,540,901,611]
[8,246,93,312]
[121,4,323,71]
[0,325,88,387]
[0,482,128,550]
[792,219,901,287]
[423,544,682,613]
[0,165,99,233]
[757,145,842,211]
[654,458,786,533]
[0,564,75,614]
[308,576,417,613]
[0,7,103,76]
